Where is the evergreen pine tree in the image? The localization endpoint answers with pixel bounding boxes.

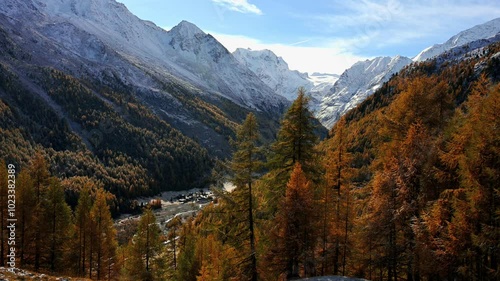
[166,216,182,273]
[268,88,318,179]
[322,117,352,275]
[229,113,261,281]
[265,87,319,215]
[440,80,500,279]
[174,217,199,281]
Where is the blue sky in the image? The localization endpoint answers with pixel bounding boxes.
[117,0,500,74]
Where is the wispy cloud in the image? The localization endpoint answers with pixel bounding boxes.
[289,39,313,46]
[302,0,500,55]
[211,0,263,15]
[211,32,366,74]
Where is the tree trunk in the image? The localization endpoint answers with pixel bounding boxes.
[342,190,349,276]
[249,181,257,281]
[333,187,341,275]
[50,203,57,272]
[321,184,328,275]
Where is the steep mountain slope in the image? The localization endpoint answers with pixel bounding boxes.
[316,17,500,129]
[0,0,289,151]
[414,17,500,61]
[320,40,500,281]
[0,21,216,203]
[308,72,340,113]
[318,55,412,128]
[233,48,314,101]
[308,72,340,93]
[0,0,289,212]
[22,0,288,111]
[232,48,339,114]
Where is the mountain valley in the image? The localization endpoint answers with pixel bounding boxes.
[0,1,499,280]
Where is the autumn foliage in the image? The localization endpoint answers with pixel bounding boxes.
[169,43,500,281]
[1,41,499,281]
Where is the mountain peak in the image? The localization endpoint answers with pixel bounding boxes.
[233,48,315,101]
[234,48,290,69]
[170,20,205,38]
[414,17,500,61]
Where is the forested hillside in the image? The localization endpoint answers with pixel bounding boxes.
[0,0,293,213]
[0,2,499,278]
[0,17,289,214]
[0,38,498,281]
[160,42,500,281]
[0,60,214,213]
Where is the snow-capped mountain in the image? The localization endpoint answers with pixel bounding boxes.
[318,56,412,128]
[308,72,340,113]
[233,48,314,101]
[414,17,500,61]
[18,0,288,112]
[232,48,339,113]
[316,17,500,129]
[0,0,291,157]
[4,0,499,135]
[309,73,340,94]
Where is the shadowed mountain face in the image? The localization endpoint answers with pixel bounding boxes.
[0,0,291,202]
[0,0,289,153]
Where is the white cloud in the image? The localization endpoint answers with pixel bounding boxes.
[305,0,500,54]
[166,1,500,75]
[210,32,366,75]
[211,0,263,15]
